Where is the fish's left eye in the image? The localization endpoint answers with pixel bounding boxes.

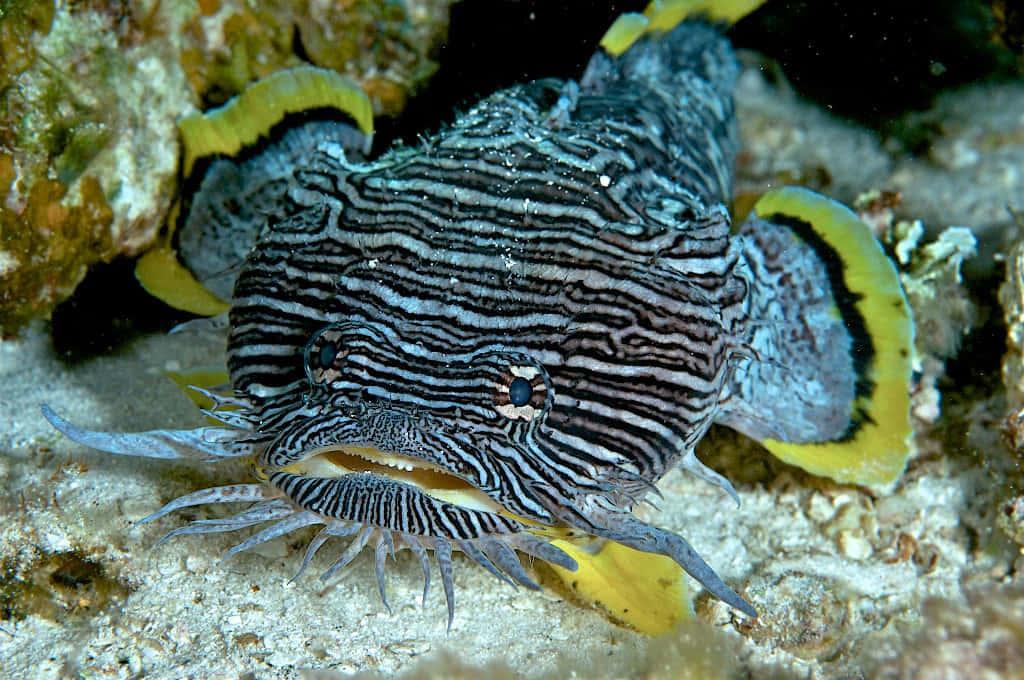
[305,327,346,385]
[492,363,549,422]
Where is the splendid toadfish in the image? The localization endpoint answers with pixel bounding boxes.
[43,0,913,633]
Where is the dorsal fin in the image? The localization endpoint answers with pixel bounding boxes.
[600,0,769,56]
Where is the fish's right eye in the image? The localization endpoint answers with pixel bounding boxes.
[304,327,346,385]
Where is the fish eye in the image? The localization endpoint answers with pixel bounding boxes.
[319,342,338,369]
[508,376,532,406]
[489,360,550,422]
[305,326,346,385]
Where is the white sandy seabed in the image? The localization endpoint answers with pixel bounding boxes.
[2,65,1024,679]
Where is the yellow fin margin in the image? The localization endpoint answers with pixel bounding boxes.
[179,65,374,177]
[754,187,915,485]
[600,0,770,56]
[139,66,373,316]
[600,13,651,56]
[135,246,230,316]
[546,538,692,635]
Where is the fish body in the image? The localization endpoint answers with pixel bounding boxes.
[234,21,743,523]
[43,5,913,630]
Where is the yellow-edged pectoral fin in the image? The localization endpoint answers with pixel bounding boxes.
[754,187,915,485]
[141,66,374,315]
[135,247,230,317]
[165,368,231,411]
[547,537,692,635]
[178,65,373,178]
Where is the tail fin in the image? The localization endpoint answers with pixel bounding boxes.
[717,187,914,485]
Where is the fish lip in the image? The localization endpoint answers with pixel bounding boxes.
[317,443,450,475]
[260,399,468,472]
[256,399,512,512]
[280,443,477,494]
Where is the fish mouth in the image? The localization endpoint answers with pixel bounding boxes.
[40,403,579,628]
[280,445,504,515]
[257,441,582,627]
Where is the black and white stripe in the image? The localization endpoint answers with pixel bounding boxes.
[42,20,767,620]
[226,21,744,530]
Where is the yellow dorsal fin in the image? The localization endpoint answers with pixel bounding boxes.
[600,0,769,56]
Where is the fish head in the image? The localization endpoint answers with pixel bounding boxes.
[226,198,742,526]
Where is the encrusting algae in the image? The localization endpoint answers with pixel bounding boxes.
[0,155,114,336]
[180,0,452,116]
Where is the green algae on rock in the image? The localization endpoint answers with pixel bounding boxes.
[0,158,114,337]
[0,547,131,624]
[0,2,185,335]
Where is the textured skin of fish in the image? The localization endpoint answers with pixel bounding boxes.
[42,20,890,624]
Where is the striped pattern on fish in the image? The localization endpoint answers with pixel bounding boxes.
[43,7,914,631]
